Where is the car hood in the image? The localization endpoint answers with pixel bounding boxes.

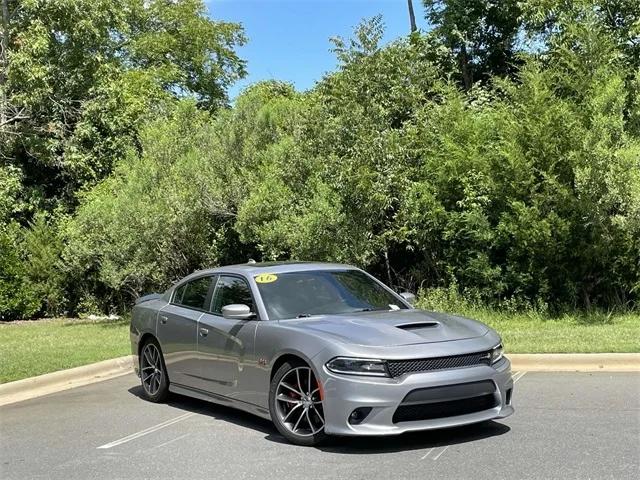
[281,309,489,347]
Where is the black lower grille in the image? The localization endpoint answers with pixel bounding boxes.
[387,351,491,377]
[392,393,497,423]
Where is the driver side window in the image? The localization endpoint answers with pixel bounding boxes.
[210,275,254,315]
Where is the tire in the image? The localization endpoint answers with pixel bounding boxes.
[269,360,328,446]
[139,338,169,403]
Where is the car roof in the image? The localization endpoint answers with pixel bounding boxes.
[182,261,358,280]
[219,261,357,275]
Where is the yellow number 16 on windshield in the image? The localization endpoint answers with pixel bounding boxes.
[255,273,278,284]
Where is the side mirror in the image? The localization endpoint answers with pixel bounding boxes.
[399,292,416,306]
[221,304,254,320]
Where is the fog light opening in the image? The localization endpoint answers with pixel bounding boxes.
[506,388,513,405]
[348,407,373,425]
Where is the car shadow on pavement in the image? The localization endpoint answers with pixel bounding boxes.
[315,421,510,454]
[128,386,510,453]
[128,386,277,436]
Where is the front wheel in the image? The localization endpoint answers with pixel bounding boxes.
[269,361,328,446]
[139,338,169,403]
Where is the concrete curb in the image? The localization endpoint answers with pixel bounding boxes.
[0,353,638,407]
[509,353,640,372]
[0,355,133,407]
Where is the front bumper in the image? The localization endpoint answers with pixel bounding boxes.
[319,357,514,436]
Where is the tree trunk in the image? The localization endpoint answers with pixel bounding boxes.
[0,0,9,128]
[384,246,393,287]
[459,43,472,91]
[407,0,417,33]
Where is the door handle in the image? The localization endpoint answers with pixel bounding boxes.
[199,327,209,337]
[159,315,168,325]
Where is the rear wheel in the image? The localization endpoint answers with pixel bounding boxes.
[269,361,328,446]
[139,338,169,403]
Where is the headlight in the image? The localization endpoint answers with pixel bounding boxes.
[490,343,504,364]
[325,357,390,377]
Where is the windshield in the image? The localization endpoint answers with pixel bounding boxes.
[254,270,408,320]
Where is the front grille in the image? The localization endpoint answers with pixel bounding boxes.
[392,393,497,423]
[387,351,491,377]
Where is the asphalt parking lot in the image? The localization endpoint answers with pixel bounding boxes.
[1,371,638,480]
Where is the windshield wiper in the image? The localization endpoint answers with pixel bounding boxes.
[296,313,313,318]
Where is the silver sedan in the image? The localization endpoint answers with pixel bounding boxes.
[131,262,514,446]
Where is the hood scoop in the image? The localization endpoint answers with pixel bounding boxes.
[395,321,440,331]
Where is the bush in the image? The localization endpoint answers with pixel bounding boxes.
[0,224,40,320]
[21,215,66,316]
[63,101,257,310]
[0,216,65,320]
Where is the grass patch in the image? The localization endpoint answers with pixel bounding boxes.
[0,317,130,383]
[453,309,640,353]
[416,287,640,353]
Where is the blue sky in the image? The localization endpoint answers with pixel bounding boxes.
[206,0,427,99]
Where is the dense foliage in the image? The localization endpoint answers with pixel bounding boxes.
[1,0,245,213]
[1,0,638,319]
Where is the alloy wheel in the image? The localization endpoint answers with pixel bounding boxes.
[140,343,163,396]
[275,366,325,436]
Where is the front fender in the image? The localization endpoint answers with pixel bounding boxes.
[242,321,336,409]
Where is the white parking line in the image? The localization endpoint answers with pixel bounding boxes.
[420,447,435,459]
[418,372,526,462]
[97,412,195,449]
[422,446,449,461]
[432,445,449,460]
[150,433,191,451]
[513,371,527,383]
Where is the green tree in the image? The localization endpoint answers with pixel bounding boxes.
[235,15,639,309]
[2,0,245,214]
[422,0,522,89]
[64,101,256,310]
[520,0,640,133]
[237,19,441,278]
[5,7,639,318]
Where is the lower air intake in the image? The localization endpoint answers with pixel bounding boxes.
[392,394,498,423]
